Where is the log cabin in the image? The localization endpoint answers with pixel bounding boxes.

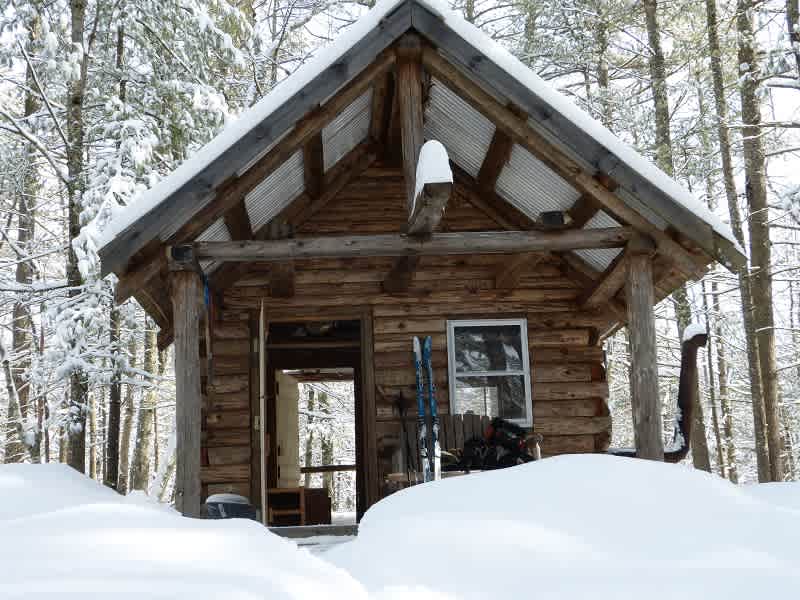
[96,0,745,521]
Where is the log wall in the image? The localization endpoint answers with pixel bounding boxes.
[202,164,613,505]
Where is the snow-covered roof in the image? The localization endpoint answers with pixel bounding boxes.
[98,0,744,278]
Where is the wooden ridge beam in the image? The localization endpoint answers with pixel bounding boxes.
[494,251,548,289]
[194,227,634,262]
[395,34,424,214]
[420,48,704,279]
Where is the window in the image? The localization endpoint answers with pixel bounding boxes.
[446,319,532,427]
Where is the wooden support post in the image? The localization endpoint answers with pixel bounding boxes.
[395,34,424,214]
[624,236,663,461]
[168,246,204,515]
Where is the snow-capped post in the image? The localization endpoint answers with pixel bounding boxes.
[167,245,203,517]
[407,140,453,236]
[396,33,425,216]
[624,235,664,461]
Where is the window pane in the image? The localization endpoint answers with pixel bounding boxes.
[453,324,524,373]
[453,375,527,421]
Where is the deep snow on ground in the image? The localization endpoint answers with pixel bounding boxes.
[327,455,800,599]
[0,464,366,600]
[1,457,798,599]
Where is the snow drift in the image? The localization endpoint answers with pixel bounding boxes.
[328,455,800,599]
[0,464,366,600]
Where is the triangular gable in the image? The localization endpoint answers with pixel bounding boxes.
[98,0,744,278]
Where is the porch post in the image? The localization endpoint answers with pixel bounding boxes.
[168,246,203,515]
[624,236,664,461]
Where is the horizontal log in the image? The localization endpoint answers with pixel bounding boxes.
[532,347,605,363]
[202,355,250,376]
[211,339,250,355]
[373,318,447,335]
[207,445,251,466]
[539,434,597,454]
[213,322,250,339]
[533,364,593,383]
[203,391,250,412]
[193,228,633,261]
[528,328,591,347]
[533,399,600,418]
[201,464,250,483]
[533,382,608,401]
[205,410,250,429]
[374,350,448,369]
[533,416,611,436]
[202,428,250,447]
[371,301,576,317]
[207,374,249,395]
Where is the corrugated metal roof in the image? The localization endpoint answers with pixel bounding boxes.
[244,150,305,232]
[195,218,231,273]
[495,144,582,221]
[574,211,623,271]
[157,192,215,241]
[424,78,495,178]
[322,89,372,172]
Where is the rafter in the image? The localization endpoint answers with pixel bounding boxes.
[164,51,395,252]
[420,47,705,279]
[303,131,325,201]
[224,198,253,241]
[580,252,629,310]
[452,166,532,231]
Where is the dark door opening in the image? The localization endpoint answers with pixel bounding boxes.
[261,319,367,524]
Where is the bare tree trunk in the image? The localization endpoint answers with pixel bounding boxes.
[737,0,784,481]
[88,394,98,479]
[104,22,127,489]
[786,0,800,79]
[304,387,315,488]
[701,281,725,476]
[705,0,770,480]
[593,3,613,129]
[131,323,157,491]
[118,336,137,493]
[713,283,738,483]
[105,304,122,489]
[5,12,42,464]
[66,0,90,473]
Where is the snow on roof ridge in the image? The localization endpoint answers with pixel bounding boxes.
[96,0,741,260]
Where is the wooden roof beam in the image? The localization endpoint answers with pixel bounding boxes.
[580,253,629,310]
[223,198,253,241]
[420,47,704,279]
[193,227,634,262]
[303,130,325,201]
[163,51,395,253]
[476,107,523,193]
[452,166,532,231]
[395,34,424,215]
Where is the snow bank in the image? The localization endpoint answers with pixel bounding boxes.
[0,464,366,600]
[328,455,800,599]
[744,482,800,512]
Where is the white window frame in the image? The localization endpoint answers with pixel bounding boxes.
[446,318,533,427]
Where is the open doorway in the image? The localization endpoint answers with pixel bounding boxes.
[261,319,367,526]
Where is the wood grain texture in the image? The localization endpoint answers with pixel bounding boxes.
[171,270,203,516]
[625,251,664,460]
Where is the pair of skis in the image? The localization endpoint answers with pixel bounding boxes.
[413,336,441,483]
